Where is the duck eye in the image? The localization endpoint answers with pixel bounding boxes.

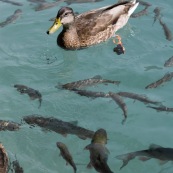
[64,13,68,16]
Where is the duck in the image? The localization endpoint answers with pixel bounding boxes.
[47,0,139,50]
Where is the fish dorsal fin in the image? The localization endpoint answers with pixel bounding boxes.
[92,75,102,79]
[149,144,163,150]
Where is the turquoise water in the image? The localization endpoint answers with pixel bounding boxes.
[0,0,173,172]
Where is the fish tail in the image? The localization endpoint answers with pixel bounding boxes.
[116,152,135,169]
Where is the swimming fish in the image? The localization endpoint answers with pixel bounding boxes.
[116,144,173,170]
[58,75,120,90]
[0,143,8,173]
[14,84,42,108]
[153,7,161,25]
[0,120,20,131]
[108,92,127,124]
[117,91,160,105]
[56,142,77,173]
[12,159,24,173]
[159,17,172,41]
[0,9,22,28]
[85,142,113,173]
[23,115,94,140]
[0,0,23,6]
[72,89,109,99]
[131,6,148,18]
[145,72,173,89]
[147,105,173,112]
[164,56,173,67]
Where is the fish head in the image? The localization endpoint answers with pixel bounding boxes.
[92,128,108,145]
[7,123,20,131]
[56,142,65,149]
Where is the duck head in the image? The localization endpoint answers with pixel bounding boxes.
[47,7,75,34]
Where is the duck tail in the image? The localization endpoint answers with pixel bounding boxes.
[128,1,139,17]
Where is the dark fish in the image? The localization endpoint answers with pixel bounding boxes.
[145,72,173,89]
[0,0,23,6]
[85,143,113,173]
[58,75,120,90]
[23,115,94,140]
[64,0,103,5]
[0,9,22,28]
[117,91,160,105]
[0,143,8,173]
[108,92,127,124]
[164,56,173,67]
[159,17,172,41]
[35,0,64,11]
[0,120,20,131]
[136,0,151,7]
[91,128,108,145]
[131,6,148,18]
[116,144,173,170]
[72,89,109,99]
[153,7,161,25]
[12,159,24,173]
[56,142,77,173]
[147,105,173,112]
[14,84,42,108]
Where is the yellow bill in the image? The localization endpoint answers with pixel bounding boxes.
[47,18,62,34]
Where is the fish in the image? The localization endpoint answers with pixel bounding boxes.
[131,6,148,18]
[117,91,160,105]
[159,17,172,41]
[91,128,108,145]
[14,84,42,108]
[72,89,109,99]
[116,144,173,170]
[0,9,22,28]
[85,143,113,173]
[145,72,173,89]
[0,0,23,6]
[23,115,94,140]
[34,0,64,11]
[108,92,127,124]
[153,7,161,25]
[12,159,24,173]
[164,56,173,67]
[27,0,46,3]
[56,142,77,173]
[147,105,173,112]
[0,143,8,173]
[0,120,20,131]
[64,0,103,5]
[58,75,120,90]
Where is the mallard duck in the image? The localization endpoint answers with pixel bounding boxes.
[47,0,139,50]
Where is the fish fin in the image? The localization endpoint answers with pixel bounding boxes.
[149,144,163,149]
[139,156,151,161]
[77,135,87,140]
[87,162,93,169]
[92,75,102,79]
[84,144,91,150]
[158,160,168,165]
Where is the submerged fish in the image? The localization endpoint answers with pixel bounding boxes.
[58,75,120,90]
[0,120,20,131]
[153,7,161,25]
[12,159,24,173]
[91,128,108,145]
[64,0,103,5]
[56,142,77,173]
[14,84,42,108]
[159,17,172,41]
[117,91,160,105]
[27,0,46,3]
[85,143,113,173]
[131,6,148,18]
[0,0,23,6]
[145,72,173,89]
[164,56,173,67]
[0,143,8,173]
[72,89,109,99]
[23,115,94,139]
[116,144,173,170]
[108,92,127,124]
[0,9,22,28]
[147,105,173,112]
